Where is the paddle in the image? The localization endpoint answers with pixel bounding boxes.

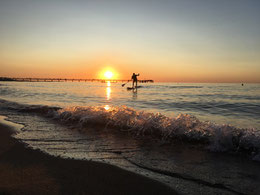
[122,81,129,87]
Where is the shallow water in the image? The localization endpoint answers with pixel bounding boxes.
[0,81,260,194]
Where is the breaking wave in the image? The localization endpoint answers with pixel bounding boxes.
[52,106,260,158]
[1,98,259,161]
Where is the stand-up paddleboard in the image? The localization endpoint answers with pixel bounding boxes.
[127,86,142,90]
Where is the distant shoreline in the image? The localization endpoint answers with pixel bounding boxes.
[1,77,259,83]
[0,77,154,83]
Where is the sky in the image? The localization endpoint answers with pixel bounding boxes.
[0,0,260,82]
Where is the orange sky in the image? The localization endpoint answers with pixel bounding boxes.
[1,50,259,82]
[1,1,260,83]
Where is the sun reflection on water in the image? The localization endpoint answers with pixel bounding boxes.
[104,105,110,110]
[105,81,111,110]
[106,81,111,100]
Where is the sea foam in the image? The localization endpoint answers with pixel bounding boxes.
[0,98,259,161]
[51,105,260,160]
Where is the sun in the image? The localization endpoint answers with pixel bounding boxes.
[104,71,114,79]
[98,67,118,80]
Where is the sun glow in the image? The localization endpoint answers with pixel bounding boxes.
[98,67,119,80]
[104,71,113,79]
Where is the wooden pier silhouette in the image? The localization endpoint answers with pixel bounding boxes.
[0,77,154,83]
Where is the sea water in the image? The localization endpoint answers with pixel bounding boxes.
[0,81,260,194]
[1,81,259,129]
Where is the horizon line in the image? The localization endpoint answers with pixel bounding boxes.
[0,76,259,84]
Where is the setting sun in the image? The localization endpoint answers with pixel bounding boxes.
[98,67,119,80]
[104,71,113,79]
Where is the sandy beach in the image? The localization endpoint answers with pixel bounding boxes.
[0,122,176,195]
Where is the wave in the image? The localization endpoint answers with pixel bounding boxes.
[168,86,203,89]
[0,99,60,113]
[137,100,260,118]
[144,85,204,89]
[0,98,259,161]
[52,106,260,156]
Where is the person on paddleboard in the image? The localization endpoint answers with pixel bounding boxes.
[131,73,139,88]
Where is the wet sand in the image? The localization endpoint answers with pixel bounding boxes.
[0,122,176,195]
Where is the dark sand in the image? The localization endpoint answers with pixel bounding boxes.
[0,122,177,195]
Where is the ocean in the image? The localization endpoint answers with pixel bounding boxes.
[0,81,260,194]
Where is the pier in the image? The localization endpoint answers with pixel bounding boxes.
[0,77,154,83]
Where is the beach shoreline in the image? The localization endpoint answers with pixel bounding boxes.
[1,99,260,195]
[0,120,176,195]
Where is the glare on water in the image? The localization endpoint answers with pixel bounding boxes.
[0,81,260,129]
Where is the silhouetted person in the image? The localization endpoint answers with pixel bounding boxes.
[131,73,139,88]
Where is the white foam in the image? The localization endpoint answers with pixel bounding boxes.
[51,105,260,160]
[1,97,259,161]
